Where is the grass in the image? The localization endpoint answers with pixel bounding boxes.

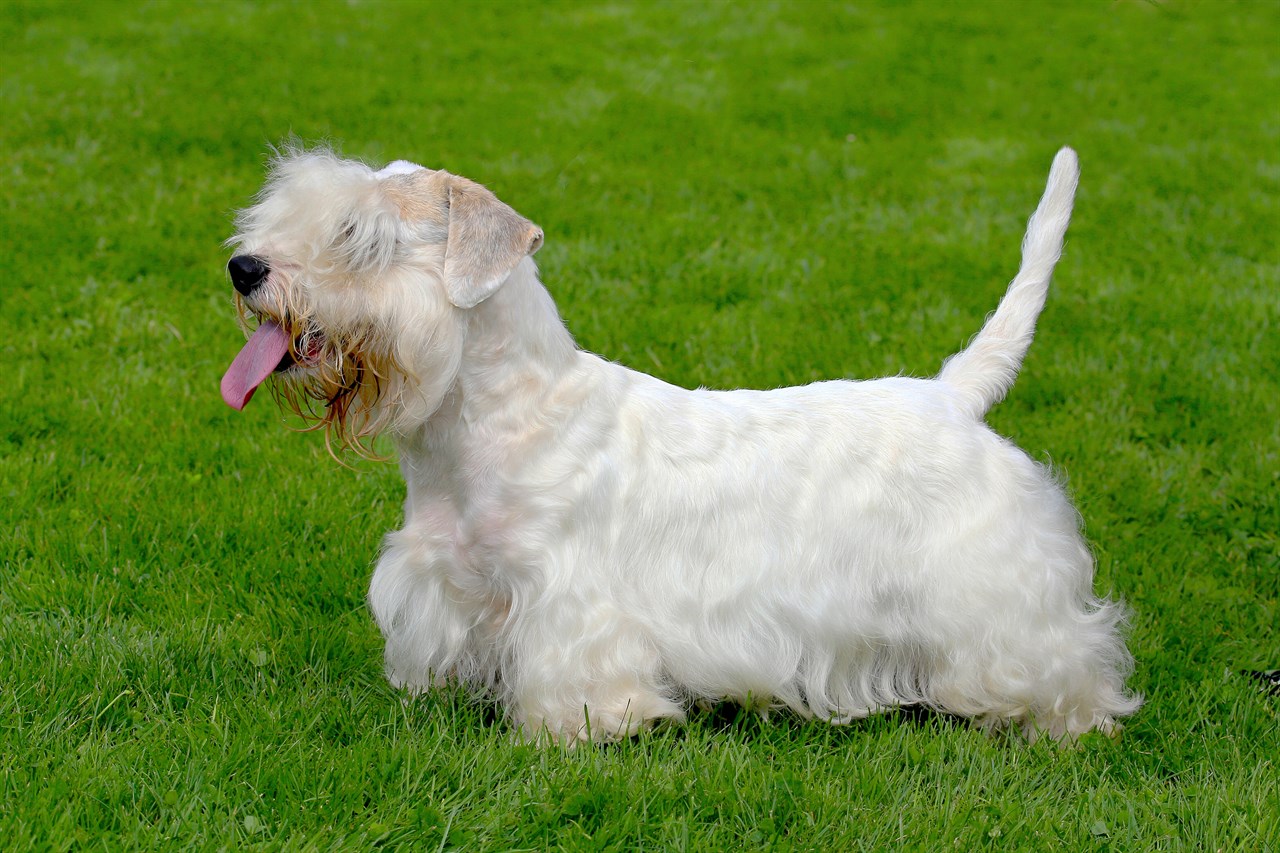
[2,0,1277,848]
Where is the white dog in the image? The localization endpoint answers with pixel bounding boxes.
[221,146,1140,743]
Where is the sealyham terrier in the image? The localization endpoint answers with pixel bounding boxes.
[221,146,1140,743]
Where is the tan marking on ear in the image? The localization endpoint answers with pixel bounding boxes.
[381,170,451,226]
[439,173,543,309]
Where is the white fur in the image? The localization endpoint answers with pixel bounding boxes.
[228,146,1141,744]
[374,159,425,179]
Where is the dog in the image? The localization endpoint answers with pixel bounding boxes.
[221,146,1140,743]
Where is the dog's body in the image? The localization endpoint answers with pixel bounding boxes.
[223,147,1140,742]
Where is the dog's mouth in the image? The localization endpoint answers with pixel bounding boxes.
[220,319,322,410]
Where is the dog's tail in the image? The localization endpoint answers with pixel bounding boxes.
[938,147,1079,419]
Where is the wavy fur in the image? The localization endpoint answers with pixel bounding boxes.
[227,147,1141,744]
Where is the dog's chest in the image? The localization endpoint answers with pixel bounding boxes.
[401,486,547,589]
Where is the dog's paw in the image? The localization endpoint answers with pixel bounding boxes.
[515,693,685,746]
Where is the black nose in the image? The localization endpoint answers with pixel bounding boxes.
[228,255,269,296]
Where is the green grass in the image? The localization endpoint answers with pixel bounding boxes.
[2,0,1278,848]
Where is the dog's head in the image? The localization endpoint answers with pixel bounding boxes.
[221,148,544,451]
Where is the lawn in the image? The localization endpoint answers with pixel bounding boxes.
[2,0,1277,849]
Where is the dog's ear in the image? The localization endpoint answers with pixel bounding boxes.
[440,174,544,309]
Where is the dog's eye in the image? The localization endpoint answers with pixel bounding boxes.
[333,213,400,272]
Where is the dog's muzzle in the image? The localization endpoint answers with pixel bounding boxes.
[228,255,269,296]
[222,254,291,411]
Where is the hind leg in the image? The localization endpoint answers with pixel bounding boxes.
[953,575,1140,740]
[1011,596,1141,740]
[922,499,1141,739]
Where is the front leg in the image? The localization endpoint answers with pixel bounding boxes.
[368,525,501,693]
[502,594,685,744]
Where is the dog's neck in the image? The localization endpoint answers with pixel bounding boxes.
[455,257,578,418]
[394,258,581,501]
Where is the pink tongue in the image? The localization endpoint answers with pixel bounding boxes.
[221,321,291,410]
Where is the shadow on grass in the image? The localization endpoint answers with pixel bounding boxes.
[396,684,977,749]
[678,699,971,745]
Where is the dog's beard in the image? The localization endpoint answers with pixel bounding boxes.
[233,294,400,458]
